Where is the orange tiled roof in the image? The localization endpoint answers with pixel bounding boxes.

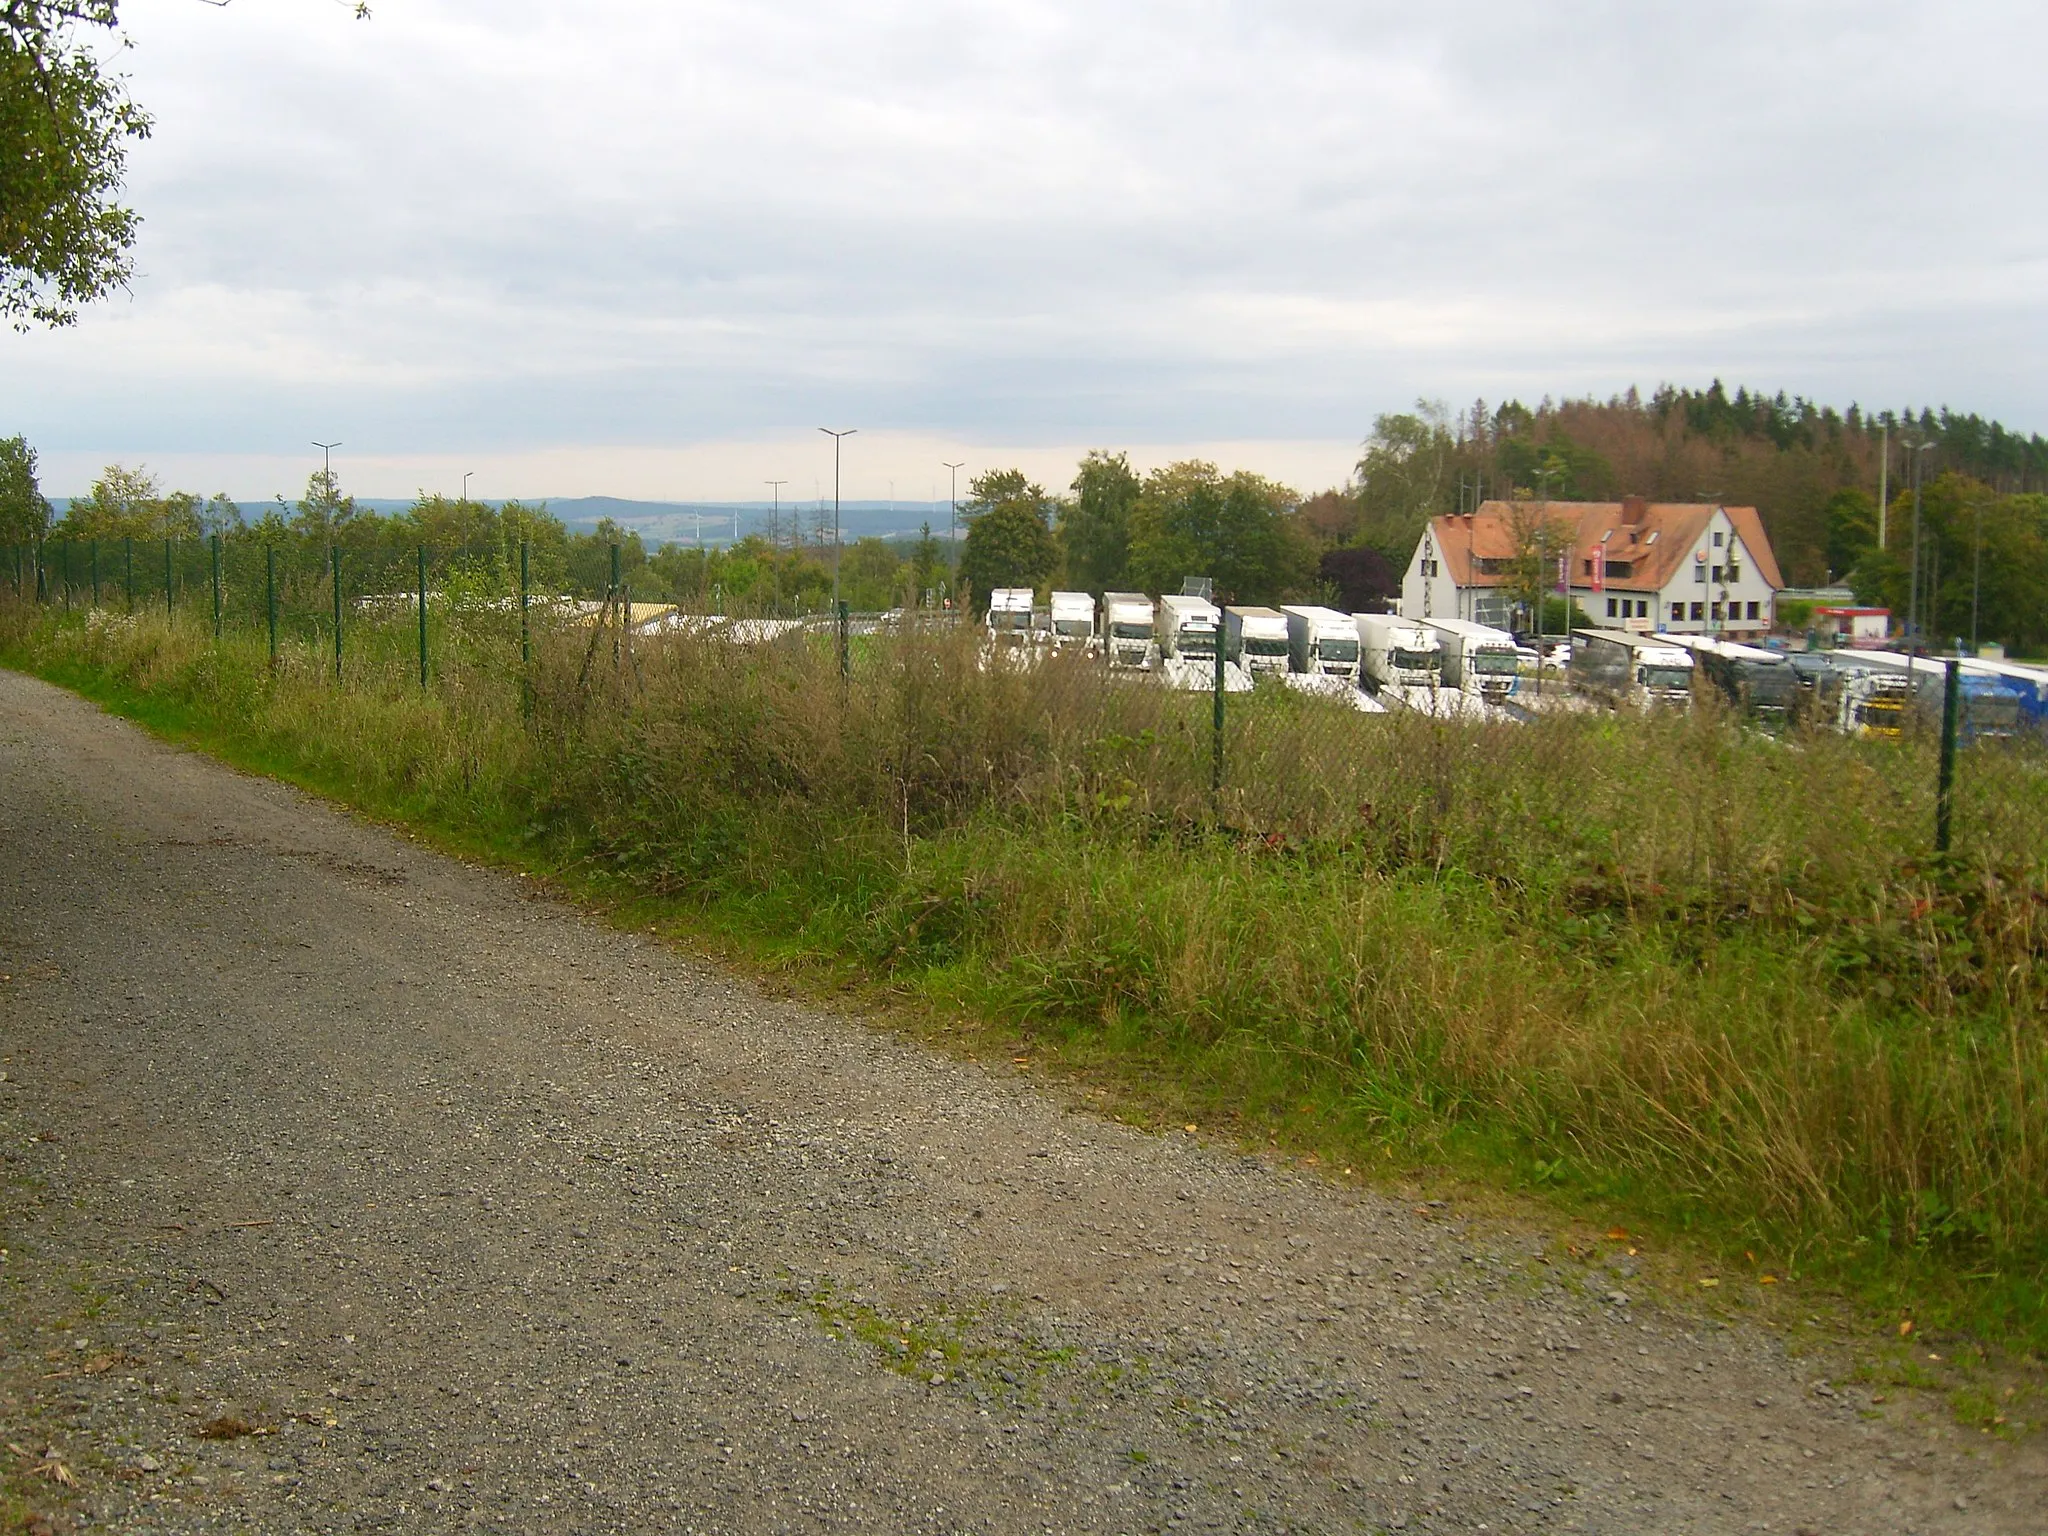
[1423,500,1784,593]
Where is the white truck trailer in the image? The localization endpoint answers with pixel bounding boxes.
[1102,591,1157,670]
[1568,628,1694,709]
[1047,591,1096,650]
[1224,606,1291,678]
[1354,612,1444,695]
[1279,604,1360,682]
[1657,633,1797,726]
[985,587,1034,643]
[1419,616,1520,704]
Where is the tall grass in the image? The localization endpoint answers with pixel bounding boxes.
[7,597,2047,1342]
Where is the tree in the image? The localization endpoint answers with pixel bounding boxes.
[838,536,902,612]
[1497,496,1574,634]
[1059,450,1138,592]
[1823,488,1877,582]
[1316,545,1396,612]
[909,521,942,606]
[1,2,149,327]
[1127,460,1307,603]
[958,502,1056,612]
[960,468,1044,522]
[0,433,51,541]
[1354,403,1456,559]
[59,462,197,539]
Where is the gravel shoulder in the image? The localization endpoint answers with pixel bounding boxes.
[1,667,2042,1534]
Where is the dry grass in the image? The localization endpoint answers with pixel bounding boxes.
[8,596,2048,1344]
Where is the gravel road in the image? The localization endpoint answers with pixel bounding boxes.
[0,668,2042,1535]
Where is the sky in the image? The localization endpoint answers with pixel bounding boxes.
[6,0,2045,503]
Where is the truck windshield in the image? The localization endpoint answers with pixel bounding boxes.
[1393,648,1439,672]
[990,612,1030,631]
[1738,665,1796,704]
[1470,650,1519,674]
[1111,621,1150,640]
[1245,638,1288,656]
[1318,637,1357,662]
[1966,695,2023,731]
[1179,633,1216,656]
[1854,698,1904,728]
[1640,665,1693,690]
[1055,619,1092,638]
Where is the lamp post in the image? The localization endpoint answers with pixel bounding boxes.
[818,428,856,609]
[942,461,964,569]
[1907,441,1934,654]
[765,481,787,551]
[462,470,473,502]
[1971,494,1983,656]
[312,440,342,529]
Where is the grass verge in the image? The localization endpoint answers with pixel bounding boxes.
[4,600,2047,1388]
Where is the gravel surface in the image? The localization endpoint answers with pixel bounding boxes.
[0,667,2042,1534]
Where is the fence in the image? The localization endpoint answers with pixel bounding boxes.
[0,534,2030,863]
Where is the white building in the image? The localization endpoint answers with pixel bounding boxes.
[1401,497,1784,637]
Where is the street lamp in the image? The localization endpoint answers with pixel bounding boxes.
[1907,441,1935,653]
[311,441,343,533]
[462,470,473,503]
[765,481,787,550]
[818,428,856,608]
[942,461,965,567]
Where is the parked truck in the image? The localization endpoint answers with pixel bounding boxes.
[1658,633,1798,727]
[1224,606,1291,678]
[1156,593,1251,691]
[1047,591,1096,650]
[1854,650,2028,743]
[1568,628,1695,708]
[1354,612,1444,696]
[985,587,1033,644]
[1279,604,1360,682]
[1102,591,1157,670]
[1419,616,1520,704]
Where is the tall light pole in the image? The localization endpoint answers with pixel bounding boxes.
[765,481,786,550]
[1908,441,1934,653]
[1971,494,1983,656]
[942,461,965,566]
[311,441,343,536]
[818,428,856,608]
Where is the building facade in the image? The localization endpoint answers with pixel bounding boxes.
[1400,497,1784,637]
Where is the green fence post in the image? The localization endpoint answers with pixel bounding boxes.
[210,533,222,639]
[61,540,71,610]
[35,537,46,603]
[417,544,429,690]
[838,600,850,680]
[164,538,174,621]
[90,539,99,607]
[518,537,532,717]
[265,544,278,667]
[331,544,343,681]
[1212,603,1226,802]
[124,536,133,612]
[1936,658,1959,855]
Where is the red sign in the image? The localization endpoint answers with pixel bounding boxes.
[1591,544,1605,593]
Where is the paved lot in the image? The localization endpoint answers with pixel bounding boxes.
[0,668,2041,1533]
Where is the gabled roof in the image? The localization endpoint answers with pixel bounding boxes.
[1420,500,1784,593]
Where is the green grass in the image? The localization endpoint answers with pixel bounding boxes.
[5,597,2048,1367]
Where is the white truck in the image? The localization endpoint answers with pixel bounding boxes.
[1102,591,1157,670]
[1047,591,1096,650]
[1279,604,1360,682]
[1156,593,1251,691]
[985,587,1034,644]
[1354,612,1444,696]
[1568,627,1695,709]
[1224,606,1291,678]
[1419,616,1521,704]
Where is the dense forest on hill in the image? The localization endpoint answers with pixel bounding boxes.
[1323,384,2048,652]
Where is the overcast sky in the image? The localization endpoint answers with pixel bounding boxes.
[7,0,2045,501]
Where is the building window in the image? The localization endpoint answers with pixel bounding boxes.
[1727,563,1742,583]
[1691,602,1704,621]
[1713,531,1724,547]
[1746,601,1760,620]
[1694,563,1707,583]
[1605,597,1616,617]
[1711,565,1723,583]
[1711,602,1723,621]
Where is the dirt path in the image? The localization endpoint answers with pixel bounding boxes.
[0,669,2040,1535]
